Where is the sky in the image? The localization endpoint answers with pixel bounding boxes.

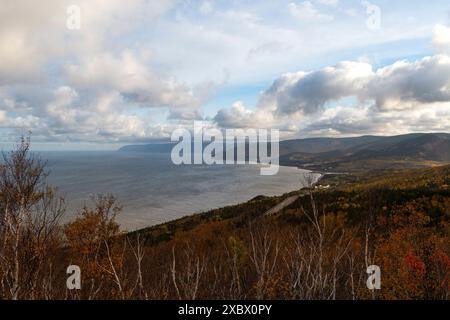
[1,0,450,150]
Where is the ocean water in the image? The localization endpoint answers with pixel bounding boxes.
[41,151,310,230]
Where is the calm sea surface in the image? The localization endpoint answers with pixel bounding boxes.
[41,151,310,230]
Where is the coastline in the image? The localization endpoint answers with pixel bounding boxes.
[126,164,323,233]
[43,149,328,232]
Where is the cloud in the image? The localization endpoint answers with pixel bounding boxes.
[0,0,210,143]
[247,41,290,61]
[298,102,450,137]
[214,53,450,138]
[315,0,339,6]
[433,24,450,52]
[259,61,373,114]
[288,2,334,23]
[1,2,450,144]
[168,108,203,121]
[0,0,65,85]
[65,50,200,109]
[41,87,147,141]
[259,55,450,115]
[367,55,450,110]
[214,102,274,129]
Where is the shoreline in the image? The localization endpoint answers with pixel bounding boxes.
[42,149,326,232]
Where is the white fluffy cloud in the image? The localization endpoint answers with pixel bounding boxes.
[214,102,275,129]
[258,55,450,115]
[65,50,200,109]
[214,54,450,138]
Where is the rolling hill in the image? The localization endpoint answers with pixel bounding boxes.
[280,133,450,172]
[119,133,450,172]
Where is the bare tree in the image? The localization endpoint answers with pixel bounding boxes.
[224,236,246,299]
[0,136,65,299]
[282,173,353,300]
[249,226,279,299]
[171,243,206,300]
[128,234,148,299]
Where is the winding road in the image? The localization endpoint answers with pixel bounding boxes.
[264,195,300,216]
